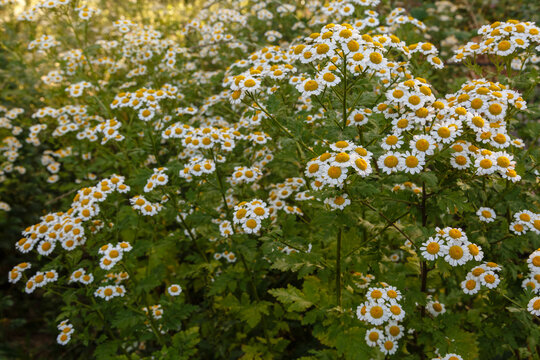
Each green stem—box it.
[336,227,342,307]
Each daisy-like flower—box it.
[509,221,527,235]
[8,269,21,284]
[379,337,398,355]
[377,152,403,174]
[514,210,534,225]
[388,301,405,321]
[467,243,484,261]
[317,70,341,88]
[56,332,71,345]
[527,296,540,316]
[242,217,262,234]
[366,287,386,303]
[527,250,540,272]
[400,151,425,174]
[421,237,446,261]
[168,284,182,296]
[365,302,390,325]
[321,164,348,187]
[426,300,446,317]
[365,328,383,347]
[477,207,496,222]
[530,214,540,235]
[431,122,458,144]
[384,286,402,302]
[410,135,437,156]
[475,154,498,175]
[480,271,500,289]
[443,227,468,243]
[324,194,350,210]
[444,242,471,266]
[330,140,355,152]
[450,152,471,170]
[385,321,404,340]
[80,273,94,285]
[138,108,155,122]
[461,275,481,295]
[224,252,236,263]
[297,79,323,97]
[381,134,403,151]
[347,109,369,126]
[442,354,464,360]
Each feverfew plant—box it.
[1,0,539,359]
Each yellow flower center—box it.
[405,156,419,168]
[244,79,256,88]
[304,80,319,92]
[408,95,421,106]
[369,52,382,64]
[245,219,258,229]
[335,153,350,163]
[389,326,400,336]
[323,73,335,82]
[448,245,463,259]
[480,159,493,169]
[437,127,451,138]
[368,332,379,342]
[489,103,503,115]
[465,279,477,290]
[327,166,342,179]
[384,156,399,168]
[426,242,440,254]
[370,306,383,318]
[385,135,398,145]
[498,40,511,51]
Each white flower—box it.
[527,296,540,316]
[477,207,496,223]
[377,152,403,174]
[420,237,446,261]
[426,300,446,317]
[365,328,383,347]
[461,275,480,295]
[168,284,182,296]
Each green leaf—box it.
[268,285,313,312]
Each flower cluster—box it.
[24,269,59,294]
[56,320,74,346]
[357,285,406,355]
[523,249,540,296]
[98,242,132,270]
[509,210,539,235]
[305,141,373,189]
[144,167,169,192]
[452,20,540,62]
[94,285,127,301]
[420,227,483,266]
[143,304,163,320]
[232,199,270,234]
[228,166,263,185]
[130,195,164,216]
[7,262,31,284]
[69,268,94,285]
[213,250,237,263]
[461,262,502,295]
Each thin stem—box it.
[336,227,342,307]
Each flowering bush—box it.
[1,0,539,359]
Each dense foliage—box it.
[1,0,539,359]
